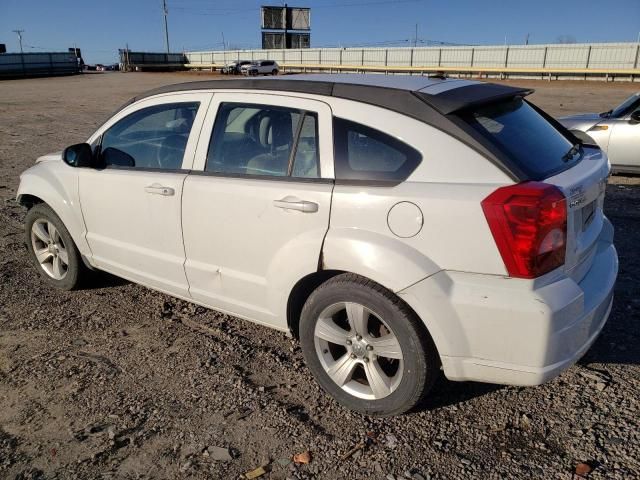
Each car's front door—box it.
[608,104,640,169]
[182,93,334,328]
[80,93,212,297]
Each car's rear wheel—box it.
[271,69,278,75]
[25,204,87,290]
[299,273,440,416]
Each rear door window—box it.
[206,102,320,178]
[292,114,319,178]
[459,97,579,179]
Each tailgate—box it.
[544,146,610,283]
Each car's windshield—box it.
[610,93,640,117]
[460,97,579,179]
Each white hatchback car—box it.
[241,60,279,76]
[18,74,617,415]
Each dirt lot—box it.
[0,73,638,480]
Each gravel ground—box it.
[0,72,639,480]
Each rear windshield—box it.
[460,97,579,179]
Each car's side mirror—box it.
[63,143,94,168]
[630,111,640,124]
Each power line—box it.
[169,0,424,16]
[24,44,116,53]
[316,39,411,48]
[416,38,474,46]
[12,29,25,54]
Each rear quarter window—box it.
[459,97,578,179]
[333,117,422,184]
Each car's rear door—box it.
[80,92,212,297]
[182,92,334,329]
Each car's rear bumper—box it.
[398,219,618,386]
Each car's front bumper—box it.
[398,219,618,386]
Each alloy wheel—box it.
[313,302,404,400]
[30,219,69,280]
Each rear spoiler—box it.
[417,84,534,115]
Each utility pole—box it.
[162,0,170,54]
[414,23,418,47]
[284,3,288,49]
[221,32,226,68]
[12,29,24,53]
[525,33,530,45]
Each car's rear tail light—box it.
[481,181,567,279]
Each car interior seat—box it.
[246,111,293,176]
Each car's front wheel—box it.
[25,204,87,290]
[299,273,440,416]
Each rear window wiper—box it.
[562,142,582,162]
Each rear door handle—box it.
[144,184,175,196]
[273,197,319,213]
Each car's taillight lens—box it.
[481,181,567,279]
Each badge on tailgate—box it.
[582,200,596,231]
[569,184,586,209]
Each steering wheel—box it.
[156,135,187,169]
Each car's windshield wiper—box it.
[562,142,582,162]
[599,110,612,118]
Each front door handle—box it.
[273,197,319,213]
[144,184,175,196]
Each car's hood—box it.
[558,112,603,131]
[36,151,63,163]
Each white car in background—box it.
[559,92,640,173]
[240,60,279,76]
[17,75,617,415]
[221,60,252,75]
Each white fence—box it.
[186,42,640,79]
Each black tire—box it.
[271,69,278,75]
[299,273,440,416]
[25,203,87,290]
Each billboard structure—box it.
[261,5,310,49]
[261,32,310,49]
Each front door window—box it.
[101,102,200,170]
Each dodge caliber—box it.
[17,74,618,415]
